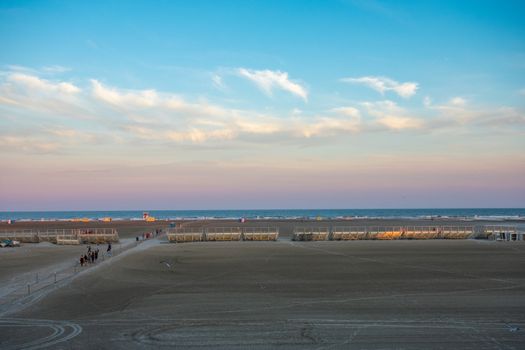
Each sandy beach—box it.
[1,219,524,349]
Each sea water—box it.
[0,208,524,221]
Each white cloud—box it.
[362,100,403,117]
[238,68,308,101]
[299,116,361,138]
[91,79,158,107]
[342,76,418,98]
[428,98,525,130]
[362,100,423,130]
[297,106,362,137]
[331,106,361,118]
[166,128,235,143]
[42,65,71,73]
[376,116,423,130]
[423,96,432,107]
[0,72,90,121]
[235,119,282,134]
[449,96,466,106]
[211,74,225,90]
[91,79,230,119]
[9,73,80,94]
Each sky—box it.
[0,0,524,211]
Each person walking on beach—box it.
[107,242,112,257]
[84,253,89,264]
[80,255,84,267]
[95,248,99,261]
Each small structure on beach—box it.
[205,227,242,241]
[0,228,119,245]
[167,228,204,243]
[440,226,474,239]
[167,226,279,243]
[484,225,523,241]
[331,227,367,240]
[329,226,475,240]
[292,227,329,241]
[330,226,475,241]
[143,212,156,222]
[56,235,81,245]
[76,228,119,244]
[242,227,279,241]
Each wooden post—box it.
[54,272,57,284]
[27,284,30,295]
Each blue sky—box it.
[0,0,524,210]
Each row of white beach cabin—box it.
[167,227,279,243]
[0,228,119,245]
[167,225,523,243]
[292,225,524,241]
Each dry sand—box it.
[1,219,524,349]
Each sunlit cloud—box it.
[91,79,158,108]
[362,100,423,130]
[9,73,80,94]
[376,115,423,130]
[298,116,361,138]
[342,76,418,98]
[0,72,90,120]
[330,106,361,118]
[238,68,308,101]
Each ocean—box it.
[0,208,524,221]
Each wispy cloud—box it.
[362,100,423,130]
[91,79,158,108]
[238,68,308,101]
[42,65,71,73]
[342,76,418,98]
[427,98,525,131]
[211,74,226,90]
[449,96,466,106]
[8,73,80,94]
[298,116,361,138]
[0,135,61,154]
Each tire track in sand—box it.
[0,318,82,350]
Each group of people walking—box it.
[136,229,161,242]
[79,243,111,266]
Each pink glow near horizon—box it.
[1,156,524,210]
